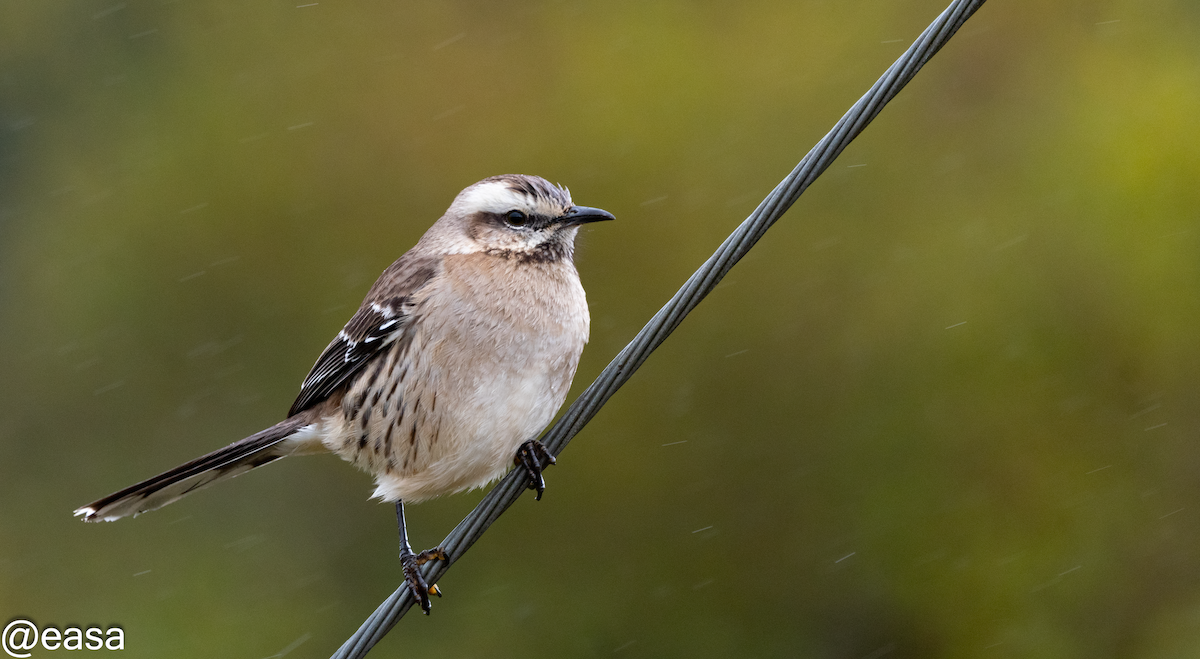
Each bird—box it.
[74,174,614,613]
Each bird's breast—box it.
[325,252,590,502]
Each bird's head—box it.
[427,174,614,263]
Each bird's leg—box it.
[514,439,556,501]
[395,500,447,615]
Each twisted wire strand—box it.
[332,1,987,655]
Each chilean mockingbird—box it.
[75,174,614,613]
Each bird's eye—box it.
[504,210,528,227]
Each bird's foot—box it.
[514,439,556,501]
[414,546,448,566]
[400,546,448,614]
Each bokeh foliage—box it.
[2,1,1199,657]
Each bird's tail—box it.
[74,413,319,522]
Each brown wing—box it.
[288,253,440,416]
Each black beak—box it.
[558,205,615,226]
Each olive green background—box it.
[3,1,1199,657]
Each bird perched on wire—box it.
[74,174,614,613]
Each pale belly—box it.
[311,261,588,502]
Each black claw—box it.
[395,500,448,615]
[514,440,556,501]
[400,546,448,615]
[401,551,433,614]
[415,547,449,566]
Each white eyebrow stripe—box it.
[456,181,572,219]
[458,181,529,215]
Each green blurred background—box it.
[3,0,1199,657]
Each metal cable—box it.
[332,0,987,655]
